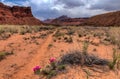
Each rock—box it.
[0,2,42,25]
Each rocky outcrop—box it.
[0,2,42,25]
[84,11,120,26]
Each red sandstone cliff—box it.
[0,2,42,25]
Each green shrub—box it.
[0,52,13,61]
[58,50,108,66]
[65,36,73,43]
[78,33,82,37]
[108,49,118,70]
[48,44,53,48]
[34,58,66,79]
[53,30,64,37]
[67,30,74,35]
[82,41,89,55]
[83,69,91,79]
[57,65,66,71]
[0,27,5,34]
[0,52,6,61]
[19,29,26,35]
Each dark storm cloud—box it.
[54,0,85,8]
[90,0,120,11]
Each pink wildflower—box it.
[49,58,56,63]
[33,66,41,72]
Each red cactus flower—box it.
[33,66,41,72]
[49,58,55,63]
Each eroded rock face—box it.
[12,6,33,17]
[0,2,42,25]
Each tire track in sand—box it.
[11,32,55,79]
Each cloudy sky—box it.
[0,0,120,20]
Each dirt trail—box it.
[11,32,54,79]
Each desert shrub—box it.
[35,41,40,45]
[33,58,66,79]
[93,33,103,38]
[20,26,40,34]
[39,26,55,31]
[0,33,11,40]
[78,33,82,37]
[93,48,97,51]
[31,36,37,40]
[64,37,68,40]
[42,69,57,79]
[83,69,91,79]
[31,26,41,32]
[84,54,108,66]
[108,48,120,70]
[109,27,120,49]
[65,36,73,43]
[0,52,6,61]
[0,52,13,61]
[58,51,83,65]
[58,37,61,40]
[40,34,47,39]
[104,37,111,42]
[0,25,53,36]
[34,51,109,78]
[57,64,66,71]
[19,28,27,35]
[0,26,20,34]
[53,30,64,37]
[0,27,5,34]
[53,39,56,42]
[110,36,116,45]
[24,28,32,33]
[117,58,120,70]
[58,50,108,67]
[6,27,18,34]
[58,50,108,66]
[82,41,89,55]
[67,30,74,35]
[23,37,29,40]
[48,44,53,48]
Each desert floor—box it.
[0,25,120,79]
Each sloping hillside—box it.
[85,11,120,26]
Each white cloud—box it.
[89,0,120,11]
[1,0,120,20]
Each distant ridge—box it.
[85,11,120,26]
[44,15,88,26]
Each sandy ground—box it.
[0,28,120,79]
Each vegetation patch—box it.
[33,58,66,79]
[108,48,120,70]
[0,52,13,61]
[58,50,109,67]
